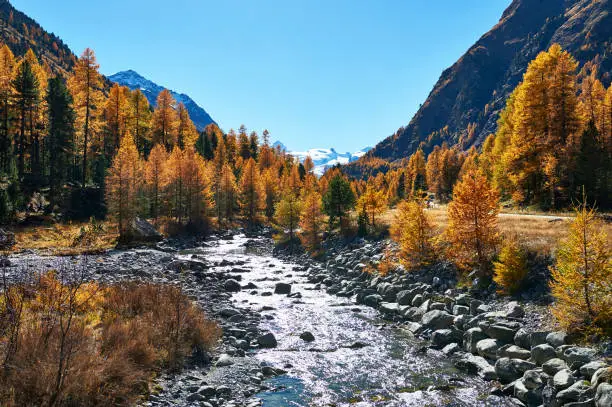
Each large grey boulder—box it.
[274,282,292,295]
[531,344,557,365]
[464,327,488,353]
[454,353,496,380]
[421,310,454,330]
[553,369,575,390]
[476,338,504,360]
[257,332,278,348]
[504,301,525,318]
[556,381,592,404]
[127,217,163,242]
[363,294,383,307]
[498,344,531,360]
[546,331,568,347]
[223,279,242,292]
[514,328,531,349]
[563,347,597,369]
[396,290,413,305]
[431,328,463,348]
[595,383,612,407]
[580,361,607,378]
[495,357,536,384]
[522,369,543,390]
[542,358,569,376]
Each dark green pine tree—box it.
[249,131,259,160]
[12,57,39,179]
[46,76,75,204]
[322,174,355,233]
[397,171,406,200]
[573,120,608,208]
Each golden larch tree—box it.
[177,103,198,148]
[128,89,152,153]
[144,143,169,223]
[0,44,15,172]
[391,199,436,269]
[239,157,264,228]
[356,184,387,228]
[299,191,325,253]
[68,48,105,185]
[151,89,178,150]
[446,168,500,273]
[262,167,279,221]
[549,201,611,335]
[105,83,131,153]
[274,191,302,243]
[493,238,528,295]
[106,133,143,238]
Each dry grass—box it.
[10,220,118,255]
[0,271,221,406]
[382,206,612,255]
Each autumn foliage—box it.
[493,238,528,295]
[391,199,436,269]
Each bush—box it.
[0,269,221,406]
[493,238,528,295]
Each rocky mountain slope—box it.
[0,0,75,75]
[274,141,372,176]
[109,70,215,130]
[365,0,612,163]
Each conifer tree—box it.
[128,89,152,154]
[0,45,15,173]
[104,83,130,158]
[493,238,528,295]
[299,191,325,253]
[322,174,355,233]
[46,76,75,203]
[248,131,259,159]
[238,125,250,160]
[262,167,278,221]
[176,103,198,148]
[239,157,264,229]
[144,143,168,222]
[275,191,302,243]
[391,199,436,269]
[406,149,427,196]
[68,48,105,186]
[106,133,142,238]
[216,163,237,228]
[446,169,500,273]
[356,184,386,228]
[549,199,611,335]
[151,89,178,150]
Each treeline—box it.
[349,44,612,210]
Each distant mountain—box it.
[0,0,75,75]
[364,0,612,163]
[276,141,372,176]
[109,70,215,131]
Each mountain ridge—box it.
[275,141,372,176]
[362,0,611,164]
[109,70,215,131]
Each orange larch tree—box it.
[299,191,325,253]
[151,89,178,150]
[238,157,264,229]
[144,143,169,223]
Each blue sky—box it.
[12,0,510,152]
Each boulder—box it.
[274,282,292,295]
[531,344,557,365]
[563,347,597,369]
[216,354,234,367]
[454,353,497,380]
[379,302,400,315]
[580,361,607,379]
[553,369,575,390]
[495,357,536,384]
[514,378,543,405]
[498,345,531,360]
[126,217,163,242]
[0,228,15,249]
[476,338,504,360]
[402,307,425,322]
[431,328,463,348]
[529,331,550,348]
[514,328,531,349]
[595,383,612,407]
[470,299,484,315]
[363,294,383,308]
[223,279,242,292]
[546,331,568,347]
[591,367,612,389]
[522,369,543,390]
[556,381,592,404]
[452,305,470,316]
[504,301,525,318]
[299,331,315,342]
[421,310,454,330]
[464,327,488,353]
[485,323,520,343]
[257,332,278,348]
[542,358,569,376]
[396,290,413,305]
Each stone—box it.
[126,217,163,242]
[455,293,472,306]
[431,328,462,348]
[363,294,383,307]
[257,332,278,348]
[546,331,568,347]
[442,343,460,356]
[556,381,592,404]
[453,305,470,316]
[411,294,424,307]
[464,327,488,353]
[580,361,607,379]
[495,357,536,384]
[379,302,399,315]
[514,329,531,349]
[476,338,504,360]
[553,369,576,390]
[470,299,484,315]
[595,383,612,407]
[186,392,205,402]
[454,353,497,380]
[514,378,542,405]
[591,367,612,390]
[429,302,446,311]
[216,354,234,367]
[531,344,557,365]
[498,345,531,360]
[198,386,217,397]
[402,306,425,322]
[523,369,543,390]
[529,331,550,348]
[486,324,519,343]
[299,331,315,342]
[420,310,454,330]
[396,290,413,305]
[223,279,242,292]
[542,358,569,376]
[563,347,597,369]
[505,301,525,318]
[274,283,292,295]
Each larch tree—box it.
[68,48,105,186]
[238,125,250,160]
[176,103,198,148]
[151,89,178,150]
[106,133,143,239]
[390,199,436,269]
[299,191,325,253]
[239,157,264,229]
[262,167,278,221]
[104,83,131,160]
[493,238,528,295]
[356,184,386,228]
[144,143,169,223]
[0,44,15,173]
[274,191,302,243]
[549,199,611,335]
[177,146,211,227]
[446,168,500,274]
[216,163,237,228]
[406,149,427,196]
[128,89,152,154]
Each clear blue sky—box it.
[12,0,510,152]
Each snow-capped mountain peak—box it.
[277,142,372,176]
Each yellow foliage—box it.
[299,191,325,253]
[493,238,528,295]
[391,199,436,269]
[357,184,387,227]
[549,202,611,335]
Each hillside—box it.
[0,0,75,74]
[109,70,216,130]
[363,0,612,164]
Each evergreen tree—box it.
[0,45,15,174]
[176,103,198,148]
[151,89,178,150]
[274,191,302,243]
[128,89,152,155]
[238,157,264,229]
[322,174,355,232]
